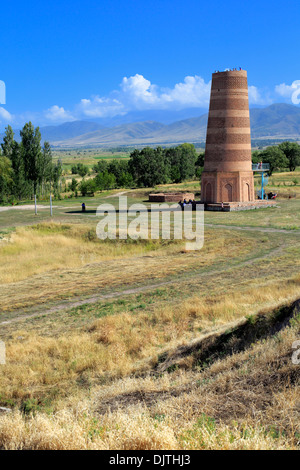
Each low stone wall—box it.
[205,200,277,211]
[149,192,195,203]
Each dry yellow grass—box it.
[0,274,299,408]
[0,222,254,311]
[179,275,300,326]
[0,223,185,284]
[0,304,298,450]
[0,407,290,450]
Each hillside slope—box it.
[0,298,299,449]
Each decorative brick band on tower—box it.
[201,70,255,203]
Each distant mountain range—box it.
[2,103,300,148]
[250,104,300,138]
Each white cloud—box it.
[77,96,125,118]
[275,83,294,98]
[0,107,13,122]
[275,80,300,105]
[70,74,212,120]
[44,105,75,122]
[121,74,159,106]
[119,74,211,109]
[160,76,211,108]
[248,85,272,105]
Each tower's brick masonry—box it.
[201,70,255,203]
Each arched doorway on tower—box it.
[224,183,233,202]
[243,182,250,201]
[205,182,212,202]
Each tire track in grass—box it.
[0,242,289,326]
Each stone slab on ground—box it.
[149,192,195,203]
[204,200,277,211]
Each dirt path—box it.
[0,282,175,326]
[206,223,300,234]
[0,204,56,213]
[104,191,129,198]
[0,192,129,214]
[0,242,287,326]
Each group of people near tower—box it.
[214,67,242,73]
[178,199,197,210]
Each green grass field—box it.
[52,148,131,172]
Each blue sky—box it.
[0,0,299,129]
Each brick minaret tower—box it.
[201,69,254,203]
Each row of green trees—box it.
[0,123,62,203]
[252,141,300,175]
[129,144,201,187]
[74,143,202,195]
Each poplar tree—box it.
[39,141,53,194]
[1,125,15,159]
[20,122,42,197]
[0,155,13,202]
[10,141,28,200]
